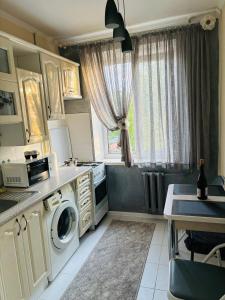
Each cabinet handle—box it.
[32,212,39,217]
[16,218,21,236]
[48,105,51,118]
[22,215,28,231]
[26,129,30,143]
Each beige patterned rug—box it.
[61,220,155,300]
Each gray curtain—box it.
[133,24,218,169]
[183,25,212,167]
[80,42,134,167]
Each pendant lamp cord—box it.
[123,0,126,26]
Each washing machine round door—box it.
[51,201,78,250]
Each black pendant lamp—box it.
[121,0,133,53]
[113,12,126,42]
[122,29,133,53]
[105,0,120,29]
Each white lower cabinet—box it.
[75,172,93,237]
[0,217,29,300]
[0,202,49,300]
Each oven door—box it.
[28,158,49,185]
[94,177,107,206]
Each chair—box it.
[184,231,225,265]
[168,243,225,300]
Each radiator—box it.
[143,172,165,214]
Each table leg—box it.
[168,220,175,259]
[175,229,179,255]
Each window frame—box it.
[102,126,121,159]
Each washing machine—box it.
[44,183,79,281]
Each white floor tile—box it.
[140,263,158,289]
[155,223,166,232]
[39,273,74,300]
[153,289,168,300]
[137,287,154,300]
[162,228,168,246]
[147,245,162,264]
[151,229,165,245]
[155,265,169,291]
[159,246,169,265]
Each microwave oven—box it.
[2,157,49,187]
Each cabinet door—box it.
[0,218,29,300]
[17,69,47,144]
[61,61,81,99]
[21,202,49,296]
[0,80,22,124]
[0,36,16,82]
[41,53,64,120]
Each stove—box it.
[77,162,105,186]
[76,162,102,168]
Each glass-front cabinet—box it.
[40,53,65,120]
[0,80,22,124]
[61,61,82,100]
[17,69,47,144]
[0,36,16,82]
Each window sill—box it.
[103,159,125,166]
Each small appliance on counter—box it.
[24,150,40,160]
[1,157,49,188]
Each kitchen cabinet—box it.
[17,69,48,144]
[0,217,29,300]
[61,61,82,100]
[40,53,65,120]
[0,202,49,300]
[75,172,93,237]
[0,36,16,82]
[21,202,49,298]
[0,80,22,124]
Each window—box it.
[100,37,190,164]
[107,100,136,154]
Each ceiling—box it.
[0,0,224,38]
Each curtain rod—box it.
[58,8,220,47]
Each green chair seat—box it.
[170,259,225,300]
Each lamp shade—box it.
[121,29,133,53]
[105,0,119,29]
[113,13,126,42]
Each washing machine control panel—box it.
[44,192,61,211]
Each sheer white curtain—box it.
[133,32,191,166]
[80,42,134,167]
[133,25,214,168]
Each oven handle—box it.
[94,176,106,188]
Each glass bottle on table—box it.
[197,159,208,200]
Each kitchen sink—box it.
[0,200,18,214]
[0,190,39,214]
[0,190,38,202]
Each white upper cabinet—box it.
[40,53,65,120]
[61,61,82,100]
[0,80,22,124]
[17,69,47,144]
[0,36,16,82]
